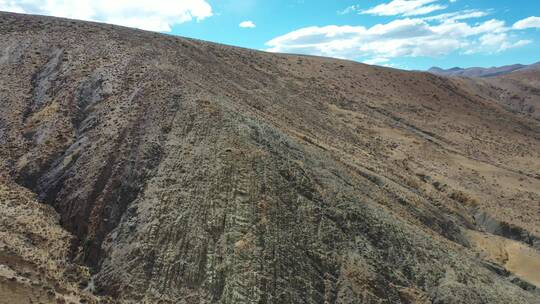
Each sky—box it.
[1,0,540,70]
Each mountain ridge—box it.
[428,62,540,78]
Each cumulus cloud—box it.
[468,33,532,53]
[271,1,536,64]
[265,17,527,61]
[513,16,540,30]
[0,0,213,32]
[239,21,256,28]
[362,0,447,17]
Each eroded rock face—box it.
[1,12,539,303]
[0,176,98,304]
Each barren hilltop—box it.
[1,12,539,304]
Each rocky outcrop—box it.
[1,12,539,303]
[0,176,99,304]
[474,211,540,250]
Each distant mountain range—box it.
[428,62,540,78]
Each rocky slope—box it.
[0,176,101,304]
[458,69,540,120]
[1,12,539,303]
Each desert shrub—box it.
[449,190,478,206]
[433,181,447,192]
[404,176,422,190]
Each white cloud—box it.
[0,0,213,32]
[338,5,360,15]
[475,33,531,53]
[0,0,24,13]
[423,9,489,22]
[239,20,256,28]
[363,57,390,65]
[513,16,540,30]
[265,17,527,61]
[362,0,447,17]
[273,2,534,63]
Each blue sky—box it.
[2,0,540,70]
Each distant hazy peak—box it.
[428,62,540,78]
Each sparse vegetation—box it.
[450,190,478,206]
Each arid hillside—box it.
[459,69,540,120]
[0,12,539,304]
